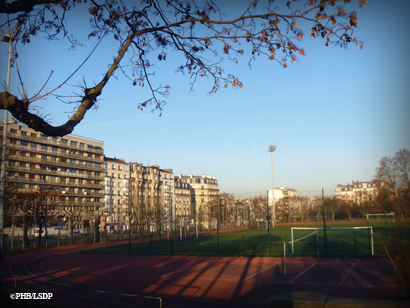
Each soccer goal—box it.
[175,225,198,240]
[366,213,394,221]
[290,226,374,258]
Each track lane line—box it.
[243,262,280,281]
[340,263,355,285]
[289,262,316,283]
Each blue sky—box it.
[1,0,409,197]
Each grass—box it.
[79,221,410,259]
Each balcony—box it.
[6,165,103,180]
[7,176,103,190]
[8,142,103,162]
[6,131,104,154]
[8,154,104,172]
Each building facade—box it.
[176,174,219,224]
[160,168,174,229]
[268,186,299,222]
[335,180,387,204]
[103,157,130,231]
[129,163,162,230]
[174,177,192,226]
[1,119,104,231]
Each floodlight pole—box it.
[0,26,20,252]
[268,145,277,227]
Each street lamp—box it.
[0,25,22,251]
[268,145,277,227]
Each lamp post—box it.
[0,25,21,251]
[268,145,277,227]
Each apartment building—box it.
[103,157,130,231]
[1,119,104,230]
[160,168,174,228]
[268,186,299,203]
[129,163,161,230]
[176,174,219,222]
[335,180,387,204]
[174,177,192,225]
[268,187,299,222]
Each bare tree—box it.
[1,0,366,136]
[376,149,410,196]
[11,189,61,245]
[394,149,410,191]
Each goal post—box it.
[290,226,374,258]
[366,213,394,221]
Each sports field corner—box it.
[1,221,409,307]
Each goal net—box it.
[290,226,374,258]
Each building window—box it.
[41,135,48,140]
[10,129,17,133]
[21,140,28,146]
[30,143,37,148]
[20,152,26,157]
[52,137,58,142]
[21,131,27,136]
[41,145,48,150]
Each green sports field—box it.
[81,222,410,259]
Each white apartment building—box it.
[103,157,130,231]
[160,168,174,229]
[174,177,192,226]
[176,174,219,224]
[335,180,387,204]
[268,187,299,222]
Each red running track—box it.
[0,241,399,308]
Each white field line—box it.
[340,263,355,285]
[243,262,280,281]
[289,262,316,283]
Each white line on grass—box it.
[289,263,316,283]
[340,263,355,285]
[243,262,280,281]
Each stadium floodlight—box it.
[268,145,277,226]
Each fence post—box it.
[283,241,287,284]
